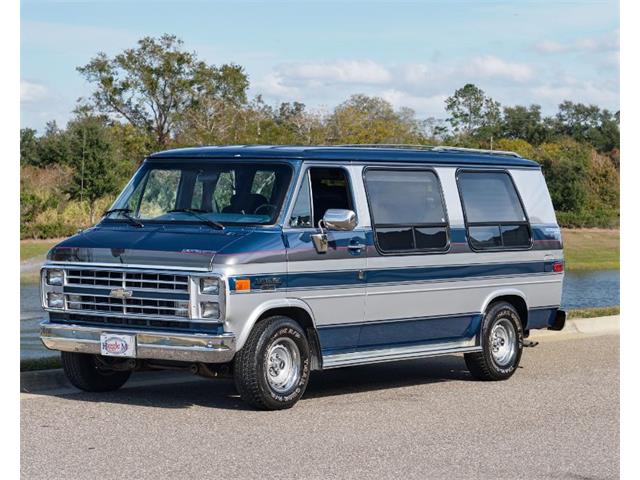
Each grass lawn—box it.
[567,306,619,318]
[562,228,619,271]
[20,239,59,262]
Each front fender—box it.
[233,297,317,351]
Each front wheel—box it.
[464,301,524,381]
[61,352,132,392]
[233,316,311,410]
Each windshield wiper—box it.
[103,208,144,228]
[167,209,225,230]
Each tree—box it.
[326,94,424,144]
[501,104,551,145]
[65,113,121,223]
[535,139,591,213]
[36,121,72,167]
[77,34,249,149]
[445,84,501,140]
[20,128,39,166]
[553,101,620,153]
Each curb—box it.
[21,315,619,395]
[530,315,619,339]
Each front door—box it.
[284,166,367,355]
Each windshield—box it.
[107,162,293,226]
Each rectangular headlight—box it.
[47,292,64,309]
[46,269,64,286]
[200,277,220,295]
[201,302,220,319]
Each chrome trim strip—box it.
[45,261,211,272]
[322,341,481,369]
[40,320,236,363]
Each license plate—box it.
[100,333,136,358]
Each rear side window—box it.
[457,171,531,250]
[365,169,448,253]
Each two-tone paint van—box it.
[40,145,566,410]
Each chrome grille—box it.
[66,269,189,292]
[60,267,192,322]
[66,294,189,318]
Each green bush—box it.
[20,222,78,240]
[556,210,619,229]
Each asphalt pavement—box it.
[21,332,619,480]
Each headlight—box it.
[47,292,64,309]
[200,277,220,295]
[201,302,220,319]
[46,269,64,286]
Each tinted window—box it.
[289,173,313,228]
[458,171,531,250]
[365,169,448,253]
[366,170,446,225]
[111,163,291,225]
[377,227,414,251]
[458,172,526,223]
[310,168,353,225]
[469,226,502,249]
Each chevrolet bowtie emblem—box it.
[110,287,133,299]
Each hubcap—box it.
[490,319,517,367]
[266,337,301,394]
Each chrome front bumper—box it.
[40,320,236,363]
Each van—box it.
[40,145,566,410]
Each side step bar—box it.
[322,341,480,369]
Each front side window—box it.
[108,162,292,226]
[289,172,313,228]
[288,167,354,228]
[457,171,531,250]
[365,169,448,253]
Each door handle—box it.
[348,243,366,255]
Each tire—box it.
[61,352,132,392]
[464,301,524,381]
[233,316,311,410]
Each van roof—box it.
[147,145,540,169]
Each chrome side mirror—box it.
[322,209,357,231]
[310,209,357,254]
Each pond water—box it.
[20,269,621,360]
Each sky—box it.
[20,0,620,132]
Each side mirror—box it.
[310,209,357,254]
[322,209,357,231]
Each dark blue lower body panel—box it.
[527,307,560,329]
[317,313,482,355]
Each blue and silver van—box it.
[40,145,566,409]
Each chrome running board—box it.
[322,340,481,369]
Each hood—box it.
[47,223,254,270]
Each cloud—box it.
[379,89,448,115]
[276,60,392,86]
[535,30,619,54]
[466,56,534,82]
[21,80,48,103]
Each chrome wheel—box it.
[490,318,517,367]
[266,337,301,394]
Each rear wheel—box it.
[233,316,310,410]
[464,301,524,381]
[61,352,131,392]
